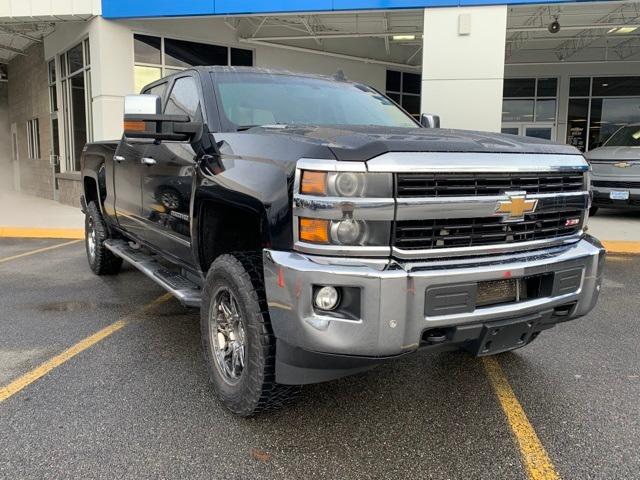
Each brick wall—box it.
[8,43,54,200]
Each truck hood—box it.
[585,146,640,161]
[249,125,580,161]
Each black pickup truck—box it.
[81,67,604,416]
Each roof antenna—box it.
[333,69,347,81]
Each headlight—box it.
[300,171,392,197]
[294,161,394,256]
[299,218,390,247]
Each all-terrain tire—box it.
[85,201,123,275]
[201,252,300,416]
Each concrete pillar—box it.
[421,6,507,132]
[89,17,134,141]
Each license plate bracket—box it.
[610,190,630,201]
[469,318,539,356]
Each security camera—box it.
[548,19,560,34]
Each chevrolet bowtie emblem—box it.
[614,162,631,168]
[496,191,538,221]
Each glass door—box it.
[501,123,555,141]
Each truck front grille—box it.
[396,172,585,197]
[592,180,640,189]
[394,210,583,250]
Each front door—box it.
[501,123,556,141]
[10,123,19,191]
[139,75,202,264]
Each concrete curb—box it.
[601,241,640,255]
[0,227,84,240]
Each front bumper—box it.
[591,175,640,209]
[264,236,605,384]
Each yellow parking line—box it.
[0,227,84,239]
[601,241,640,255]
[0,294,172,403]
[0,239,82,264]
[483,356,561,480]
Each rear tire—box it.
[85,201,123,275]
[200,252,299,416]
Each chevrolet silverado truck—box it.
[585,123,640,215]
[81,67,605,416]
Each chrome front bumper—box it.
[264,236,605,359]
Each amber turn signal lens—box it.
[124,120,146,132]
[300,171,327,195]
[299,218,329,244]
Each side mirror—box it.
[420,113,440,128]
[123,94,202,142]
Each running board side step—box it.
[104,239,202,308]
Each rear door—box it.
[112,81,168,239]
[138,74,202,263]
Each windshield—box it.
[604,125,640,147]
[212,72,418,130]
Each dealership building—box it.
[0,0,638,205]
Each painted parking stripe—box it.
[483,356,561,480]
[0,227,84,239]
[0,294,172,403]
[0,240,82,264]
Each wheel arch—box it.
[194,195,271,274]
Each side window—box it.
[165,76,202,120]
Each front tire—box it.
[201,252,299,416]
[589,205,598,217]
[85,201,122,275]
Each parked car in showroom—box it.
[80,67,604,416]
[586,123,640,215]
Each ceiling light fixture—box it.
[608,26,638,34]
[392,34,416,41]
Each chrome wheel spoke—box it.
[210,287,247,385]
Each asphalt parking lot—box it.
[1,237,639,480]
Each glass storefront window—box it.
[385,70,421,119]
[165,38,228,68]
[134,35,162,64]
[134,65,162,94]
[133,34,253,93]
[58,40,91,172]
[569,78,590,97]
[502,78,558,139]
[67,43,84,75]
[535,99,556,122]
[536,78,557,98]
[503,78,535,98]
[592,77,640,97]
[502,99,534,122]
[567,76,640,151]
[588,97,640,148]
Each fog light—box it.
[331,219,364,245]
[314,286,340,311]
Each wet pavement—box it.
[0,238,638,479]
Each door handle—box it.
[114,155,125,162]
[141,157,157,166]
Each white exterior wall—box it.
[421,5,507,131]
[0,0,99,18]
[504,62,640,144]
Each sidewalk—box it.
[0,190,84,239]
[588,209,640,254]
